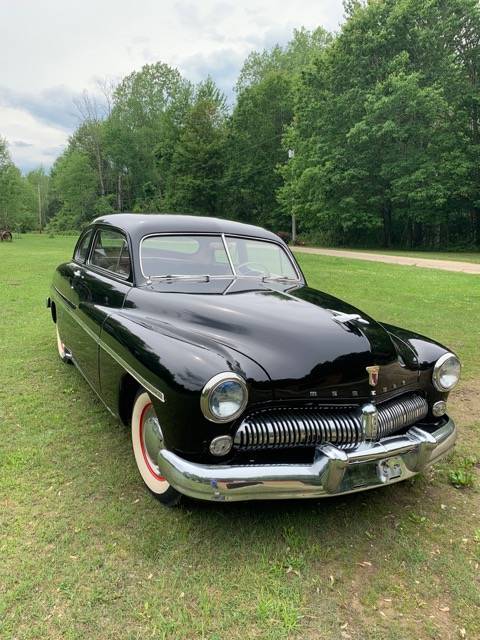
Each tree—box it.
[48,150,97,230]
[165,78,227,215]
[222,71,293,228]
[73,90,110,197]
[280,0,480,248]
[106,62,193,211]
[0,137,32,231]
[25,167,50,230]
[224,28,330,230]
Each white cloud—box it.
[0,105,68,172]
[0,0,344,171]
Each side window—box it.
[74,230,93,264]
[90,229,131,279]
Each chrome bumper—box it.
[157,418,456,502]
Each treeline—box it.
[2,0,480,249]
[0,138,49,232]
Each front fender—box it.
[381,322,457,406]
[101,311,271,459]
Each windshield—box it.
[225,237,298,279]
[140,234,299,280]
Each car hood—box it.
[124,280,419,400]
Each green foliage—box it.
[6,3,480,247]
[222,71,293,227]
[0,137,38,232]
[165,77,227,214]
[281,0,480,248]
[449,456,477,488]
[223,28,329,230]
[48,150,97,230]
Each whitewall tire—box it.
[131,391,181,506]
[56,325,72,363]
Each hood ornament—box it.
[366,365,380,387]
[330,311,369,326]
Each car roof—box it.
[92,213,281,243]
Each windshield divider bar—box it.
[222,233,237,277]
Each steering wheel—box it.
[236,261,269,276]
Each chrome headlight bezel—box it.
[432,353,461,392]
[200,372,248,423]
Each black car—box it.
[48,214,460,505]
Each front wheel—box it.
[131,391,181,506]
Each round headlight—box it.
[201,372,248,423]
[432,353,461,391]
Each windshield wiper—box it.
[146,274,211,283]
[262,274,298,283]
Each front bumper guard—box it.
[157,418,456,502]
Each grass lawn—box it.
[1,235,479,640]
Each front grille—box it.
[234,393,428,451]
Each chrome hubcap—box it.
[141,405,164,475]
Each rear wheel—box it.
[131,391,181,506]
[56,325,72,364]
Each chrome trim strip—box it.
[53,290,165,402]
[157,418,456,502]
[55,286,76,310]
[221,233,237,276]
[83,262,134,286]
[85,226,134,285]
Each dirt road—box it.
[293,247,480,274]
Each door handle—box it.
[71,268,83,288]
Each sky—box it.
[0,0,344,173]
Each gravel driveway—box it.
[293,247,480,274]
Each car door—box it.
[54,227,94,362]
[69,226,133,390]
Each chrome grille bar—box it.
[377,394,427,439]
[234,394,428,451]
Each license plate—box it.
[377,457,403,482]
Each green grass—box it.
[1,234,479,640]
[296,252,480,379]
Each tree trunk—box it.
[471,208,480,246]
[433,223,441,249]
[382,202,392,247]
[413,221,423,247]
[117,173,122,212]
[407,220,413,249]
[95,143,105,196]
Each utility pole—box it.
[37,183,42,233]
[287,149,296,245]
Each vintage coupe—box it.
[48,214,460,505]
